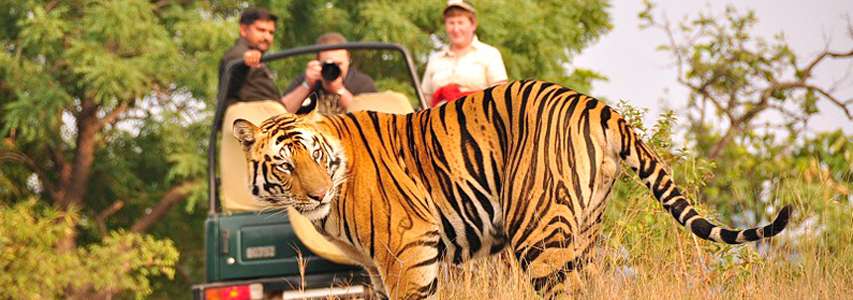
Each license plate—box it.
[281,285,367,300]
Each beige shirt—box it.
[421,37,508,102]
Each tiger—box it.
[232,80,792,300]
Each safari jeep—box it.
[191,42,427,300]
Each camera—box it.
[320,60,341,81]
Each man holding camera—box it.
[281,32,377,114]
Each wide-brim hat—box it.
[444,0,476,15]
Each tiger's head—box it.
[232,114,346,220]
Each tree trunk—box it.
[56,99,102,251]
[708,124,740,159]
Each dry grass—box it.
[335,195,853,299]
[435,183,853,299]
[431,243,852,300]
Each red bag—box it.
[431,84,477,107]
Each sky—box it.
[572,0,853,136]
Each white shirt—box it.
[421,36,508,102]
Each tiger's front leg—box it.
[374,240,440,300]
[364,264,389,299]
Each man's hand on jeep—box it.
[243,49,263,68]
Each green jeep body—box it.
[203,212,361,282]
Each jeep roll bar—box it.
[208,42,426,214]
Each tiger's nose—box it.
[307,189,326,202]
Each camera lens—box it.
[321,61,341,81]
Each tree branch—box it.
[761,81,852,119]
[56,100,134,209]
[93,101,130,133]
[45,0,59,12]
[801,48,853,79]
[802,84,853,119]
[0,150,61,201]
[662,17,686,77]
[828,49,853,58]
[682,73,734,121]
[47,144,70,198]
[708,78,851,159]
[95,200,125,236]
[708,124,743,160]
[130,181,199,233]
[767,104,807,122]
[708,82,789,159]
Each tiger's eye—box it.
[277,163,293,174]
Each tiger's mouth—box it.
[257,194,328,209]
[257,195,330,216]
[255,198,284,210]
[293,202,331,220]
[295,202,327,211]
[256,194,300,207]
[253,176,340,219]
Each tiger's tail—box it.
[608,109,791,244]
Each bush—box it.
[0,200,179,299]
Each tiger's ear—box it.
[232,119,258,151]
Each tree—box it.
[0,0,235,297]
[637,1,852,228]
[0,200,179,299]
[639,1,853,159]
[588,6,853,296]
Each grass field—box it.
[435,172,853,299]
[434,240,852,300]
[433,201,853,299]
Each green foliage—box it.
[603,103,853,291]
[598,3,853,290]
[606,102,724,261]
[83,232,179,299]
[0,200,74,298]
[2,0,231,141]
[563,68,608,96]
[638,0,851,151]
[637,0,852,228]
[0,1,231,298]
[0,200,178,299]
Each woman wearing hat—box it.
[422,0,508,107]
